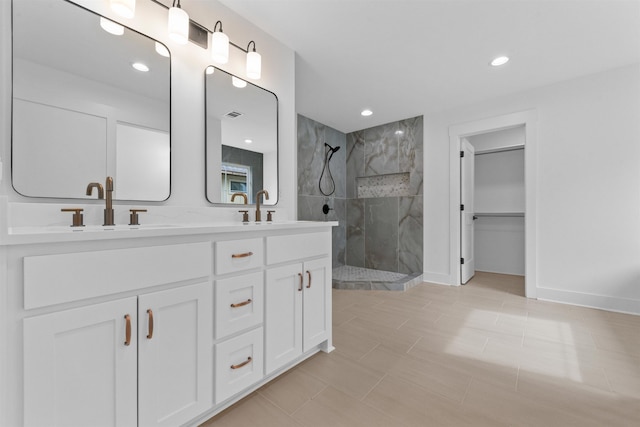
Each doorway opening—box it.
[449,111,537,299]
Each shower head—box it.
[324,142,340,154]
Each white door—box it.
[265,263,303,374]
[461,139,475,284]
[138,282,213,427]
[23,298,138,427]
[302,258,330,352]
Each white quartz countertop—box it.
[2,221,339,246]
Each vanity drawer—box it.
[215,327,264,404]
[215,272,264,339]
[266,232,330,265]
[215,238,264,275]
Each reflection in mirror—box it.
[12,0,171,201]
[205,66,278,205]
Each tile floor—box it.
[202,272,640,426]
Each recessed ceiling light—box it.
[244,139,253,144]
[132,62,149,72]
[361,109,373,117]
[490,56,509,67]
[99,17,124,35]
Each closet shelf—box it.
[474,212,524,218]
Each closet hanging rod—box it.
[474,212,525,218]
[475,145,524,156]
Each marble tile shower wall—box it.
[297,114,423,275]
[297,115,347,268]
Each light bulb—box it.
[211,31,229,64]
[100,17,124,35]
[110,0,135,19]
[246,50,261,79]
[168,6,189,45]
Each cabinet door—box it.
[138,282,213,427]
[302,258,331,352]
[265,263,303,374]
[24,298,138,427]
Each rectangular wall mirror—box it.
[12,0,171,201]
[205,66,278,205]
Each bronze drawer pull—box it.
[230,299,252,308]
[230,356,252,370]
[124,314,131,346]
[231,251,254,259]
[306,270,312,288]
[298,273,303,291]
[146,309,154,339]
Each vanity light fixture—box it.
[490,56,509,66]
[168,0,189,45]
[132,62,149,72]
[361,109,373,117]
[246,41,261,79]
[232,76,247,88]
[99,17,124,35]
[211,21,230,64]
[110,0,135,19]
[155,42,170,57]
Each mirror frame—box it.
[204,66,279,206]
[11,0,172,202]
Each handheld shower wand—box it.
[319,142,341,196]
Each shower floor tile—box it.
[332,265,423,291]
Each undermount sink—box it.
[8,224,181,234]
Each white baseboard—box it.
[537,287,640,316]
[421,272,455,286]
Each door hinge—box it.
[460,204,464,211]
[460,258,465,265]
[460,151,464,158]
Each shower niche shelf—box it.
[357,172,410,198]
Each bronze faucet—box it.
[86,177,115,226]
[255,190,269,222]
[231,192,248,204]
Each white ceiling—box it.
[219,0,640,133]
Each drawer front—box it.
[266,231,330,265]
[215,272,264,339]
[215,327,264,404]
[24,242,212,310]
[215,238,264,275]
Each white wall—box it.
[0,0,295,221]
[424,64,640,314]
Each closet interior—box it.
[468,126,525,277]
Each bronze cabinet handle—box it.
[124,314,131,346]
[230,299,252,308]
[306,270,312,289]
[231,251,254,259]
[298,273,303,291]
[230,356,252,370]
[146,309,154,339]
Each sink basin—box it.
[9,224,181,234]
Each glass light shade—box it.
[246,50,261,79]
[100,17,124,35]
[211,31,229,64]
[155,42,170,57]
[110,0,135,19]
[168,7,189,45]
[232,76,247,88]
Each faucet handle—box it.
[129,209,147,226]
[238,210,249,223]
[267,210,275,222]
[61,208,85,227]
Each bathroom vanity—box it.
[0,220,335,427]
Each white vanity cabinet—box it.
[265,232,332,374]
[23,282,212,427]
[1,221,335,427]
